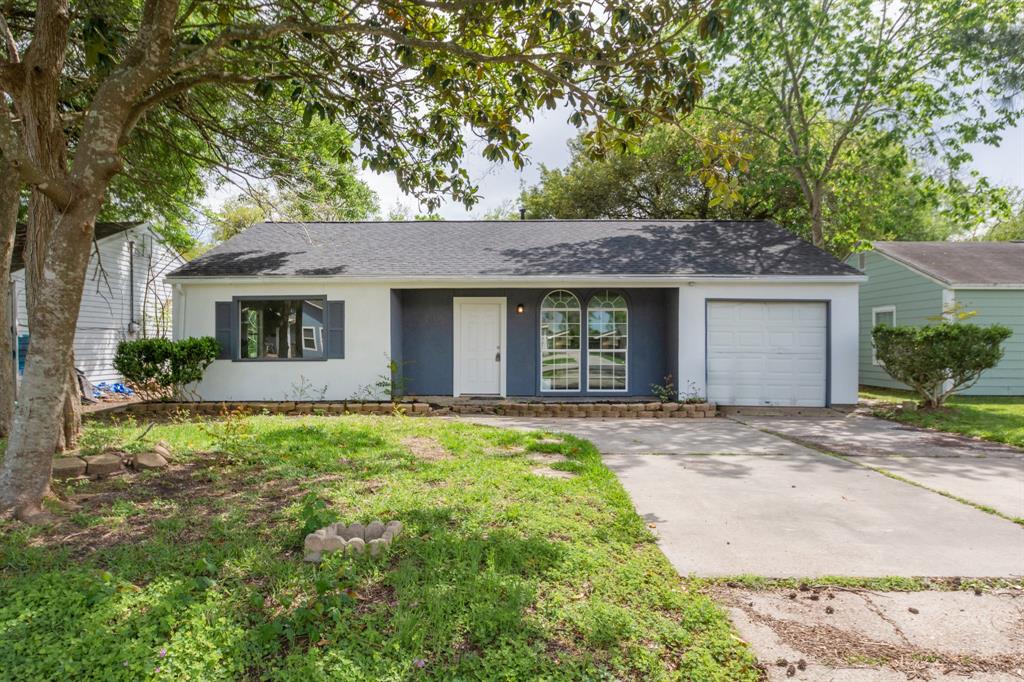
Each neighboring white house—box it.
[169,220,864,407]
[10,221,186,387]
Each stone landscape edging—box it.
[86,399,719,419]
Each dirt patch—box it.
[531,467,577,480]
[21,455,346,560]
[716,586,1024,680]
[529,453,569,465]
[401,436,451,461]
[354,580,398,616]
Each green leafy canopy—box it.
[704,0,1021,249]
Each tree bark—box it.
[809,184,825,249]
[0,197,102,518]
[54,364,81,451]
[0,155,18,438]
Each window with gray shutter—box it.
[214,301,234,359]
[326,301,345,359]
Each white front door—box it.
[454,298,505,396]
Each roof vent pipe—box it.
[519,207,526,220]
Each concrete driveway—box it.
[737,414,1024,520]
[465,416,1024,577]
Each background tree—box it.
[519,117,989,255]
[705,0,1020,250]
[977,190,1024,241]
[522,117,799,221]
[0,0,723,520]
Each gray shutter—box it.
[214,301,234,359]
[326,300,345,359]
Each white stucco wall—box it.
[677,281,860,406]
[172,281,393,401]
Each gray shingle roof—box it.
[169,219,861,279]
[873,241,1024,286]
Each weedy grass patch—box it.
[0,415,758,681]
[861,388,1024,449]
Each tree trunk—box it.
[0,156,18,438]
[809,185,825,249]
[21,187,82,452]
[0,197,102,519]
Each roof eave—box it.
[167,273,866,285]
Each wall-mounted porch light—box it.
[515,303,525,314]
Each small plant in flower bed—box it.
[0,415,759,680]
[650,374,677,403]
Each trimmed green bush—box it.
[114,336,219,400]
[873,322,1012,407]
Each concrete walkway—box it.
[716,586,1024,681]
[737,414,1024,520]
[464,416,1024,577]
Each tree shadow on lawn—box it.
[0,501,594,680]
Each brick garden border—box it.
[87,399,718,420]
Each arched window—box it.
[540,290,581,391]
[587,291,628,391]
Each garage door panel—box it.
[707,301,827,407]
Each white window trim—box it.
[586,293,629,393]
[539,290,582,393]
[453,297,507,397]
[871,305,896,366]
[302,325,318,351]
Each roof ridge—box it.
[256,218,777,225]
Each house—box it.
[849,241,1024,395]
[10,221,186,387]
[167,220,864,407]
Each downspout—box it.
[127,240,138,336]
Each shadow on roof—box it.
[172,250,302,277]
[485,223,834,276]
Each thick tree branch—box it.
[0,13,18,62]
[0,109,73,206]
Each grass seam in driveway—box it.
[754,427,1024,528]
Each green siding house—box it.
[848,241,1024,396]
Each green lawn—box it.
[861,387,1024,448]
[0,415,758,681]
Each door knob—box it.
[495,350,501,362]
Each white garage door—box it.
[707,301,827,407]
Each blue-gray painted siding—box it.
[952,289,1024,395]
[395,288,673,397]
[849,251,944,390]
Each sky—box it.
[362,110,1024,220]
